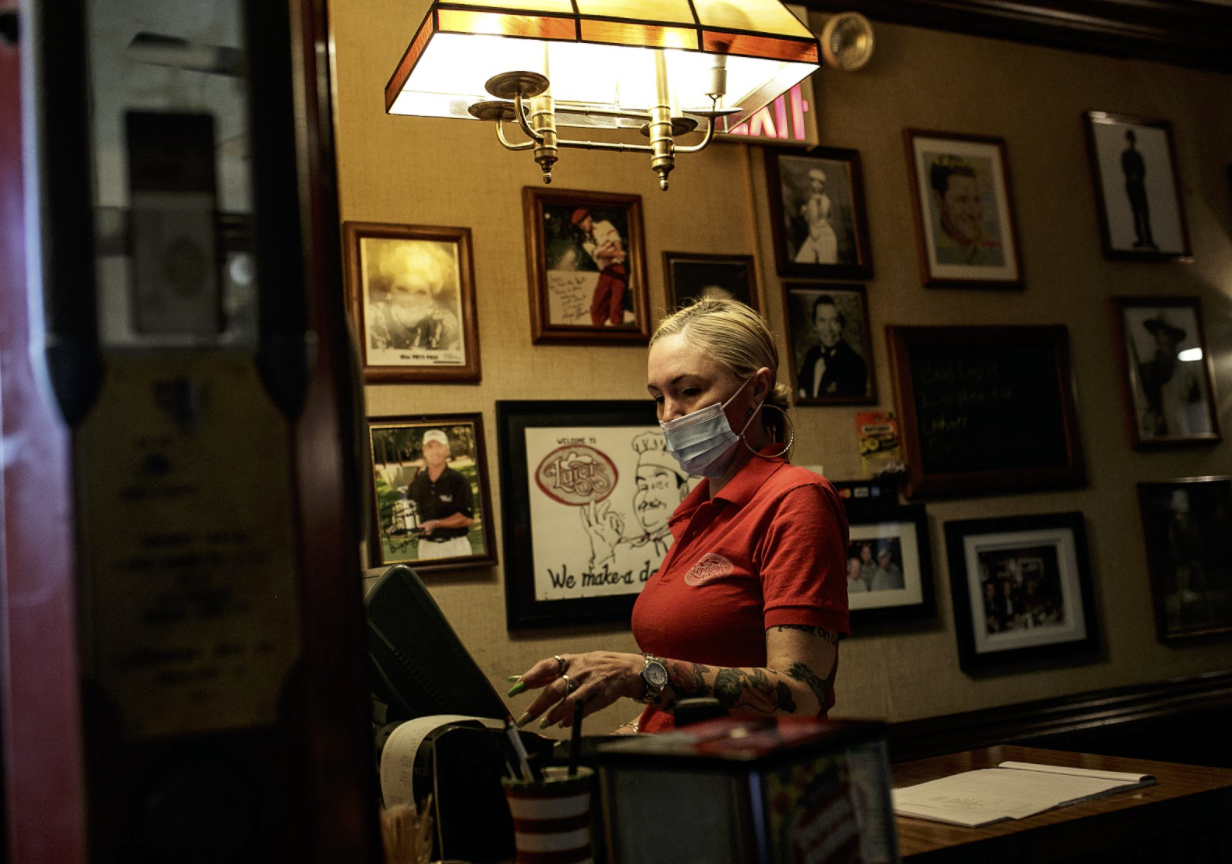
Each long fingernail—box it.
[538,717,553,729]
[508,681,527,697]
[506,675,522,683]
[514,712,533,728]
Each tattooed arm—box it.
[510,625,838,730]
[657,625,838,718]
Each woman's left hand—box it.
[509,651,643,729]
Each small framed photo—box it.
[343,222,480,383]
[765,146,873,279]
[662,252,758,311]
[366,414,497,573]
[1084,111,1191,261]
[1112,296,1221,447]
[783,283,875,404]
[1137,477,1232,642]
[886,325,1085,498]
[846,505,936,626]
[904,129,1023,289]
[944,512,1100,672]
[497,400,686,629]
[523,187,649,345]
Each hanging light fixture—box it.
[384,0,821,190]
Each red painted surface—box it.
[0,17,88,864]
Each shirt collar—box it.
[668,446,790,525]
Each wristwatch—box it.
[637,654,669,704]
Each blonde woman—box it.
[510,299,849,733]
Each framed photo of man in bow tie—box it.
[783,283,876,405]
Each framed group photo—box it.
[886,325,1085,498]
[904,130,1023,289]
[847,505,936,626]
[1137,477,1232,642]
[945,512,1100,672]
[1112,296,1221,447]
[1084,111,1191,261]
[765,146,873,280]
[343,222,480,382]
[523,188,649,345]
[662,252,758,311]
[783,283,875,404]
[497,400,687,629]
[366,414,497,573]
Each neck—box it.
[706,425,773,499]
[428,463,446,480]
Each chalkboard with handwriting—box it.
[888,326,1086,497]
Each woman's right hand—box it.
[508,651,644,729]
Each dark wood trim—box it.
[802,1,1232,74]
[888,669,1232,763]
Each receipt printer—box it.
[594,717,898,864]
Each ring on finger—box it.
[562,674,579,695]
[554,654,568,676]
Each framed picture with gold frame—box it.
[343,222,481,383]
[523,187,649,345]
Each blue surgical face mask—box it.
[660,376,761,478]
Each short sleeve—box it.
[755,482,850,636]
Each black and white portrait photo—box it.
[663,253,757,311]
[1115,296,1220,447]
[766,147,873,279]
[1138,478,1232,641]
[1085,112,1191,260]
[784,283,875,404]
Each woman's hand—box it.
[509,651,644,729]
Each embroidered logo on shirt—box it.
[683,553,734,586]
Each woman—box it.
[508,300,849,733]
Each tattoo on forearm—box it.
[786,662,831,717]
[667,661,711,702]
[772,624,839,646]
[711,667,796,715]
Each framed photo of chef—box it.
[904,130,1023,289]
[366,414,497,573]
[783,283,875,405]
[1112,296,1221,448]
[343,222,481,383]
[1137,476,1232,642]
[944,512,1100,672]
[1084,111,1191,262]
[523,187,649,345]
[846,505,936,626]
[765,146,874,280]
[496,400,691,629]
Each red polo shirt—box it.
[631,451,850,731]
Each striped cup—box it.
[502,766,594,864]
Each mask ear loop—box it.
[740,403,794,460]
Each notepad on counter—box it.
[892,760,1156,827]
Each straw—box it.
[568,699,585,776]
[505,716,534,782]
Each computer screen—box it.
[365,564,510,723]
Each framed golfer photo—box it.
[1084,111,1191,262]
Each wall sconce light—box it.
[384,0,821,190]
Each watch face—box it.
[645,659,669,688]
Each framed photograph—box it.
[765,146,873,279]
[783,282,875,404]
[1112,296,1221,447]
[846,505,936,626]
[1084,111,1191,261]
[886,325,1085,498]
[343,222,480,383]
[944,512,1100,672]
[662,252,758,311]
[1137,477,1232,642]
[497,400,691,629]
[366,414,496,573]
[523,188,649,345]
[904,130,1023,289]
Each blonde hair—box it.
[651,299,792,442]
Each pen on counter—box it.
[568,699,585,777]
[504,716,536,782]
